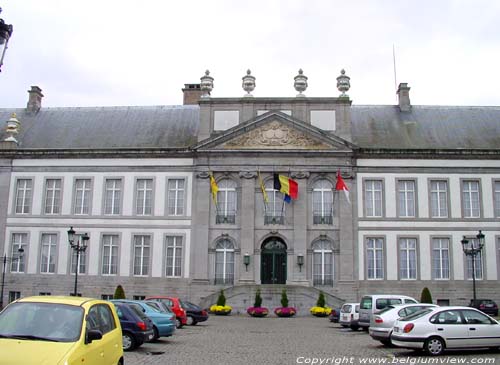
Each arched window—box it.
[215,239,235,285]
[216,179,237,224]
[313,239,334,285]
[312,180,333,225]
[264,180,285,224]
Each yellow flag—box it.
[210,173,219,204]
[258,170,269,204]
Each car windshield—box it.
[399,308,433,321]
[0,302,83,342]
[341,305,352,313]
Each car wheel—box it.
[176,318,183,329]
[380,338,392,347]
[122,333,136,351]
[424,337,445,356]
[341,324,348,328]
[186,316,194,325]
[350,325,359,331]
[152,326,159,341]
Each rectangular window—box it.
[167,179,185,216]
[102,235,119,275]
[101,294,113,300]
[9,291,21,303]
[462,180,481,218]
[494,181,500,217]
[104,179,122,215]
[133,235,150,276]
[74,179,92,215]
[133,295,146,300]
[39,292,51,296]
[40,234,57,273]
[44,178,62,214]
[10,233,27,273]
[399,238,417,279]
[365,180,383,217]
[398,180,416,217]
[366,238,384,279]
[430,180,449,218]
[466,239,483,280]
[70,234,87,275]
[432,238,450,280]
[165,236,183,277]
[15,179,33,214]
[136,179,153,215]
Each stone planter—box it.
[247,307,269,317]
[274,307,297,317]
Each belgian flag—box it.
[273,174,298,202]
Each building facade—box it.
[1,71,499,311]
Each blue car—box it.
[111,299,176,340]
[112,302,155,351]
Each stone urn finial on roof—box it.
[294,68,308,97]
[4,112,20,144]
[336,69,350,97]
[242,69,256,97]
[200,70,214,98]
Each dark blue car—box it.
[112,302,154,351]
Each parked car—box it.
[391,306,500,355]
[369,303,437,345]
[183,301,209,325]
[146,296,188,328]
[469,299,499,317]
[112,299,175,341]
[358,294,418,330]
[113,301,154,351]
[339,303,360,330]
[0,296,123,365]
[328,307,342,323]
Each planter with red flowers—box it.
[274,288,297,317]
[247,288,269,317]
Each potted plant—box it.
[209,289,232,315]
[310,291,332,317]
[274,288,297,317]
[247,288,269,317]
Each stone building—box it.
[1,69,499,312]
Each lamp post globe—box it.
[0,7,14,72]
[68,227,89,297]
[461,231,485,304]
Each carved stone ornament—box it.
[336,69,350,97]
[200,70,214,98]
[224,121,331,149]
[196,171,211,179]
[239,171,257,179]
[290,171,310,179]
[4,112,20,143]
[294,69,308,97]
[242,69,256,97]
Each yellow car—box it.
[0,296,124,365]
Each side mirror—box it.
[86,329,103,344]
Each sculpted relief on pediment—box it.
[224,121,331,149]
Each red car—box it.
[145,296,188,328]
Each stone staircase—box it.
[199,284,345,316]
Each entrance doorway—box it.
[261,237,287,284]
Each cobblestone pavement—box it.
[124,315,500,365]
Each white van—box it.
[339,302,360,330]
[358,294,418,330]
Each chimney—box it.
[182,84,202,105]
[397,83,411,112]
[26,86,43,113]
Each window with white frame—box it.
[312,180,334,225]
[264,180,285,224]
[216,179,237,224]
[136,179,153,215]
[74,179,92,215]
[44,179,62,214]
[70,234,87,275]
[167,179,185,216]
[165,236,183,277]
[399,238,417,279]
[102,235,119,275]
[215,239,234,285]
[430,180,448,218]
[104,179,122,215]
[313,240,334,285]
[494,180,500,217]
[365,180,383,217]
[432,238,450,280]
[40,233,57,273]
[9,291,21,303]
[15,179,33,214]
[133,235,150,276]
[398,180,416,217]
[10,233,27,273]
[366,238,384,279]
[462,180,481,218]
[466,239,483,280]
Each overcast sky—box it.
[1,0,499,108]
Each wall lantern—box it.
[243,253,250,271]
[297,254,304,272]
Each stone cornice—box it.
[356,148,500,159]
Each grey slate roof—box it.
[0,104,499,150]
[0,105,199,149]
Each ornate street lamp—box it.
[0,247,24,309]
[68,227,90,297]
[461,230,485,304]
[0,7,13,73]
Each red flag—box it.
[336,171,350,204]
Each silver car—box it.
[369,303,437,346]
[339,303,360,330]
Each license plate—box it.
[342,315,348,320]
[148,334,154,340]
[393,327,399,333]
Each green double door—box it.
[261,238,287,284]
